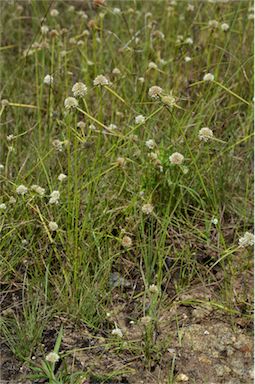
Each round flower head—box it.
[221,23,229,32]
[50,9,59,17]
[208,20,219,28]
[64,97,78,110]
[198,127,214,142]
[31,185,45,196]
[113,7,121,15]
[58,173,67,182]
[93,75,109,86]
[108,123,118,131]
[9,196,16,204]
[49,221,58,231]
[238,232,254,247]
[49,190,60,204]
[43,74,53,85]
[116,157,126,167]
[140,316,152,326]
[46,352,60,363]
[138,77,145,83]
[77,121,86,129]
[149,284,159,294]
[169,152,184,165]
[185,56,192,62]
[148,62,158,70]
[0,203,7,211]
[122,235,132,248]
[112,67,121,75]
[111,327,123,338]
[185,37,193,45]
[148,86,163,99]
[142,203,154,215]
[0,164,4,171]
[16,185,28,195]
[72,82,87,98]
[145,139,156,149]
[41,25,49,35]
[203,73,214,82]
[135,115,145,125]
[161,94,176,107]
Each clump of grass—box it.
[0,0,253,381]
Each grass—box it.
[0,0,254,383]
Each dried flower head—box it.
[121,235,132,248]
[148,86,163,99]
[64,97,78,110]
[145,139,156,150]
[72,82,87,98]
[49,190,60,205]
[198,127,214,141]
[93,75,109,86]
[238,232,254,247]
[45,352,60,363]
[135,115,145,125]
[1,99,9,107]
[16,185,28,195]
[142,203,154,215]
[203,73,214,81]
[49,221,58,231]
[169,152,184,165]
[43,75,53,85]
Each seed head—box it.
[64,97,78,109]
[203,73,214,81]
[121,235,133,248]
[49,221,58,231]
[169,152,184,165]
[72,82,87,98]
[46,352,60,363]
[93,75,109,86]
[148,86,163,99]
[142,203,154,215]
[198,127,213,142]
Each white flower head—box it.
[112,67,121,76]
[239,232,254,248]
[49,221,58,231]
[113,7,121,15]
[122,235,132,248]
[64,97,78,110]
[149,284,159,294]
[44,75,54,85]
[221,23,229,32]
[72,82,87,98]
[0,203,7,211]
[77,121,86,129]
[211,217,218,225]
[203,73,214,82]
[148,62,158,70]
[0,164,4,171]
[161,94,176,107]
[148,86,163,99]
[41,25,49,35]
[9,196,16,204]
[185,37,193,45]
[108,123,118,131]
[169,152,184,165]
[145,139,156,150]
[46,352,60,363]
[198,127,214,142]
[138,77,145,83]
[31,185,45,196]
[111,327,123,338]
[49,190,60,205]
[135,115,145,125]
[16,185,28,195]
[142,203,154,215]
[208,20,219,28]
[93,75,110,86]
[50,9,59,17]
[185,56,192,62]
[58,173,67,182]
